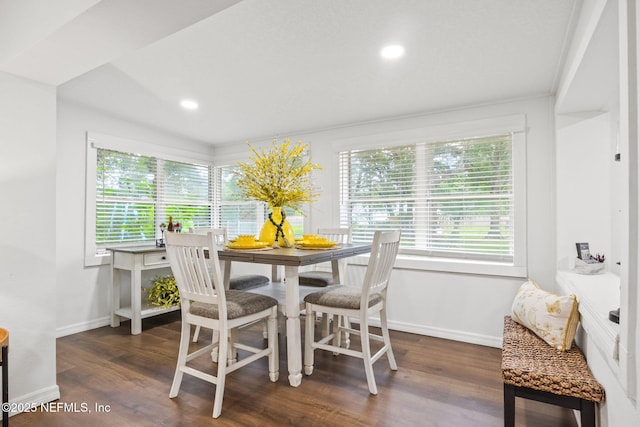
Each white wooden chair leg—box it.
[321,313,330,336]
[360,318,377,395]
[304,305,315,375]
[192,325,201,342]
[343,316,351,349]
[170,321,190,398]
[212,328,229,418]
[268,309,279,381]
[211,329,219,362]
[331,314,342,355]
[227,329,238,365]
[380,307,397,370]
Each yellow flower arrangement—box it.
[144,275,180,308]
[235,138,321,212]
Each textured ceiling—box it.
[5,0,580,145]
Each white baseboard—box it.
[56,315,503,349]
[2,385,60,419]
[388,320,503,348]
[56,316,110,338]
[350,317,502,348]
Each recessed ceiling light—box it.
[180,99,199,110]
[380,45,405,59]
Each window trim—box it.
[84,132,214,266]
[333,114,527,277]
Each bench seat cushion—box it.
[502,316,604,403]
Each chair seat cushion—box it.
[191,290,277,319]
[304,286,382,310]
[229,274,270,290]
[298,271,334,287]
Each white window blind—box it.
[339,134,514,262]
[95,148,212,252]
[215,165,306,238]
[215,166,265,236]
[160,158,212,230]
[96,149,156,248]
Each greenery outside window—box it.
[85,133,215,265]
[339,132,521,266]
[95,149,212,253]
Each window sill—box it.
[556,270,620,369]
[85,253,111,267]
[349,253,527,278]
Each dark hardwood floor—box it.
[11,312,577,426]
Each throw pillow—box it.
[511,279,579,351]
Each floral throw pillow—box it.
[511,279,580,351]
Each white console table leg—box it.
[130,254,143,335]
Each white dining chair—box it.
[165,231,279,418]
[303,229,401,395]
[189,227,270,343]
[189,226,270,289]
[298,227,352,287]
[297,227,353,343]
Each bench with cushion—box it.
[502,316,604,427]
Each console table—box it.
[108,246,179,335]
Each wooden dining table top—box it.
[217,243,372,266]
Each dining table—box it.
[217,242,372,387]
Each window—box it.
[85,133,215,265]
[86,134,310,266]
[339,133,518,264]
[94,149,212,253]
[215,165,264,236]
[215,165,306,237]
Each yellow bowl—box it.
[236,235,256,242]
[298,240,337,248]
[302,234,319,240]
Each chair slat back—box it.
[317,227,352,244]
[311,227,352,274]
[189,227,228,245]
[165,231,227,317]
[361,230,401,301]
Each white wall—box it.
[553,0,640,424]
[556,112,613,271]
[56,100,214,335]
[555,112,638,426]
[0,71,59,414]
[58,96,555,347]
[215,95,557,346]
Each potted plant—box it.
[145,275,180,308]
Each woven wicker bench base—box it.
[502,316,604,427]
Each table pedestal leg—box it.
[284,265,302,387]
